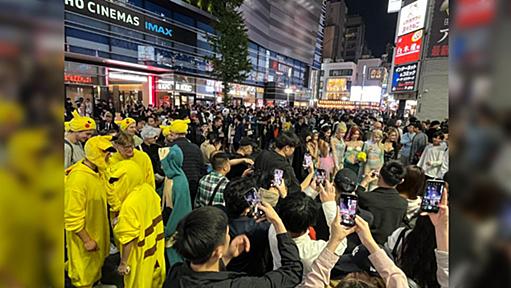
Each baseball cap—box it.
[335,244,394,277]
[240,137,256,147]
[334,168,358,193]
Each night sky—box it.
[345,0,398,56]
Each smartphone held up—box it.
[244,188,265,218]
[420,179,445,213]
[339,193,358,227]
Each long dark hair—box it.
[399,216,439,288]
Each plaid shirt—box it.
[194,171,229,208]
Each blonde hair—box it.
[372,129,383,142]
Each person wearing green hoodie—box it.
[159,144,192,267]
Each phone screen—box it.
[340,194,358,227]
[316,169,326,186]
[273,169,284,186]
[303,154,312,167]
[420,180,445,213]
[244,188,264,218]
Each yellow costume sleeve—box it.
[64,173,87,232]
[114,206,140,245]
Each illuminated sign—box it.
[368,68,385,80]
[394,30,423,65]
[350,86,383,102]
[156,80,174,91]
[326,78,349,92]
[65,0,195,46]
[109,72,147,82]
[175,83,193,92]
[64,74,93,84]
[391,62,419,93]
[397,0,428,36]
[388,0,402,13]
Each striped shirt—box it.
[194,171,229,208]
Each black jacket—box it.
[97,121,118,134]
[227,217,272,276]
[171,137,206,201]
[164,233,303,288]
[358,187,408,244]
[254,150,301,194]
[141,142,164,178]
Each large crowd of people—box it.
[64,97,449,288]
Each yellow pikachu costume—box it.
[64,136,113,287]
[109,160,166,288]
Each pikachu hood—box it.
[106,160,145,211]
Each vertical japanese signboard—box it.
[397,0,428,36]
[427,0,449,57]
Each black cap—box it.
[336,244,394,276]
[334,168,358,193]
[240,137,256,147]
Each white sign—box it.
[157,80,174,91]
[109,72,147,82]
[397,0,428,36]
[175,83,193,92]
[388,0,402,13]
[350,86,382,103]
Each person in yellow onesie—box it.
[64,135,115,287]
[115,117,143,147]
[108,160,166,288]
[110,131,156,195]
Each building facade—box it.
[64,0,325,110]
[318,59,386,110]
[323,0,347,61]
[342,15,365,62]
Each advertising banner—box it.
[391,62,420,93]
[64,0,196,46]
[394,30,423,65]
[427,0,449,57]
[397,0,428,36]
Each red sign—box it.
[394,30,423,65]
[456,0,496,29]
[65,74,93,84]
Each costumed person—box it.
[331,121,347,174]
[64,110,96,169]
[344,126,364,175]
[159,145,192,267]
[110,132,155,191]
[163,119,206,203]
[108,160,166,288]
[115,117,143,147]
[363,129,385,190]
[64,135,115,288]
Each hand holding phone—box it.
[339,193,358,227]
[420,179,445,213]
[244,188,265,218]
[316,169,327,186]
[303,153,312,168]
